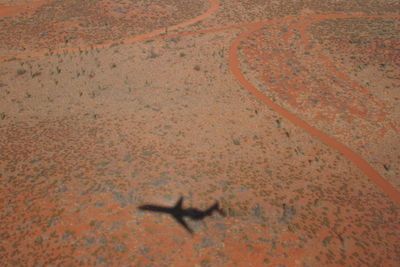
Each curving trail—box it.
[229,13,400,204]
[1,3,399,203]
[1,4,400,264]
[0,0,219,61]
[1,0,399,204]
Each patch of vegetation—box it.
[170,37,180,43]
[31,71,41,78]
[200,258,211,267]
[149,50,159,59]
[383,164,390,171]
[17,69,26,75]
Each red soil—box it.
[0,0,218,59]
[0,0,51,18]
[231,14,400,203]
[1,0,399,266]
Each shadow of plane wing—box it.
[138,205,172,213]
[173,215,194,234]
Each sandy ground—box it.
[0,0,399,266]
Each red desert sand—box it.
[0,0,399,266]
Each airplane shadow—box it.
[138,196,226,234]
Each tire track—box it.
[229,13,400,204]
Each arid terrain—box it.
[0,0,399,266]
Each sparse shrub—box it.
[17,69,26,75]
[180,52,186,57]
[194,65,201,71]
[149,50,159,59]
[170,37,180,43]
[31,71,41,78]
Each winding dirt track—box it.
[1,0,399,229]
[34,9,399,204]
[0,0,220,61]
[1,0,400,264]
[229,14,400,204]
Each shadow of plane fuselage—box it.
[138,197,225,234]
